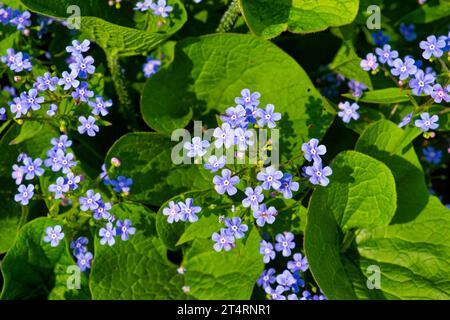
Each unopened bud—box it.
[111,157,121,167]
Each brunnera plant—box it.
[0,0,449,300]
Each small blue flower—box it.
[184,136,209,158]
[43,225,64,247]
[265,285,286,300]
[51,135,72,151]
[213,169,240,196]
[431,84,450,103]
[88,96,113,116]
[360,53,378,71]
[23,89,44,111]
[66,39,91,56]
[134,0,153,11]
[257,268,276,289]
[278,173,299,199]
[163,201,181,223]
[302,138,327,163]
[213,123,234,149]
[143,57,161,78]
[58,71,80,90]
[253,204,277,227]
[221,105,247,128]
[420,35,446,59]
[338,101,360,123]
[23,157,44,180]
[58,151,76,174]
[93,201,112,220]
[9,97,29,118]
[150,0,173,18]
[48,177,70,199]
[110,176,133,193]
[235,88,260,109]
[347,80,367,98]
[0,7,14,25]
[423,146,442,165]
[304,162,332,187]
[259,240,275,263]
[10,10,31,30]
[287,253,309,272]
[390,57,417,80]
[11,164,25,185]
[275,232,295,257]
[256,104,281,129]
[34,72,59,92]
[204,155,226,173]
[398,112,413,128]
[14,184,34,205]
[375,44,399,66]
[234,127,254,150]
[276,270,296,289]
[99,222,116,246]
[242,186,264,211]
[409,69,435,96]
[257,166,283,190]
[414,112,439,132]
[71,237,88,256]
[399,23,417,42]
[76,252,93,272]
[178,198,201,223]
[116,219,136,241]
[212,229,235,252]
[224,217,248,239]
[371,30,390,46]
[69,55,95,79]
[72,82,94,102]
[78,116,99,136]
[79,190,101,211]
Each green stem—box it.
[216,0,241,33]
[340,229,357,253]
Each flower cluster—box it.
[162,198,202,223]
[0,5,31,31]
[1,48,32,72]
[70,237,93,272]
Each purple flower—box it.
[276,270,296,289]
[234,128,254,150]
[150,0,173,18]
[375,44,399,66]
[110,176,133,193]
[259,240,275,263]
[256,104,281,129]
[414,112,439,132]
[275,232,295,257]
[213,169,240,196]
[287,253,309,272]
[23,89,44,111]
[79,189,101,211]
[253,204,277,227]
[347,80,368,98]
[399,23,417,42]
[0,7,14,25]
[178,198,201,223]
[235,88,260,109]
[409,69,435,96]
[419,35,446,59]
[66,40,91,56]
[278,173,299,199]
[242,186,264,211]
[302,138,326,163]
[76,252,93,272]
[43,225,64,247]
[51,135,72,151]
[116,219,136,241]
[34,72,59,91]
[0,107,6,121]
[224,217,248,239]
[14,184,34,205]
[423,146,442,165]
[398,112,413,128]
[48,177,69,199]
[9,97,29,118]
[88,96,112,116]
[257,166,283,190]
[257,268,276,288]
[431,84,450,103]
[58,152,76,174]
[10,10,31,30]
[265,285,286,300]
[71,237,88,256]
[338,101,360,123]
[184,137,209,158]
[58,71,80,90]
[78,116,99,136]
[213,123,234,148]
[204,155,226,173]
[221,105,247,128]
[304,162,333,187]
[143,57,161,78]
[371,30,389,46]
[23,157,44,180]
[93,201,112,220]
[72,82,94,102]
[69,55,95,79]
[1,48,16,67]
[163,201,181,223]
[390,58,417,80]
[134,0,153,11]
[11,164,25,185]
[99,222,116,246]
[360,53,378,71]
[212,229,235,252]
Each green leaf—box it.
[400,1,450,24]
[184,226,263,300]
[0,32,20,54]
[239,0,359,39]
[141,33,335,158]
[89,203,185,299]
[330,41,373,90]
[9,121,44,145]
[1,217,90,300]
[342,88,410,104]
[0,195,22,254]
[105,132,210,207]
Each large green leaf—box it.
[1,217,90,300]
[239,0,360,39]
[105,132,210,207]
[89,203,185,299]
[141,33,335,158]
[400,0,450,24]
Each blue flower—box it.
[66,39,91,56]
[88,96,112,116]
[99,222,116,246]
[414,112,439,132]
[419,35,446,59]
[79,190,101,211]
[0,107,6,121]
[213,169,240,196]
[276,270,296,289]
[275,232,295,257]
[375,44,398,66]
[93,201,112,220]
[390,57,417,80]
[304,162,333,187]
[178,198,201,222]
[257,268,276,289]
[34,72,59,92]
[278,173,299,199]
[212,229,235,252]
[431,84,450,103]
[163,200,181,223]
[265,285,286,300]
[302,138,327,163]
[0,7,14,25]
[69,55,95,79]
[213,123,234,148]
[234,128,254,150]
[221,105,247,128]
[347,80,367,98]
[409,69,435,96]
[256,104,281,129]
[150,0,173,18]
[259,240,275,263]
[143,57,161,78]
[3,85,16,97]
[116,219,136,241]
[10,10,31,30]
[24,89,45,111]
[398,112,413,128]
[287,253,309,272]
[423,146,442,165]
[76,252,93,272]
[58,71,80,90]
[23,157,44,180]
[51,135,72,151]
[14,184,34,205]
[371,30,389,46]
[78,116,99,136]
[10,52,32,72]
[71,237,88,256]
[242,186,264,211]
[224,217,248,239]
[399,23,417,42]
[338,101,360,123]
[58,151,76,174]
[235,88,260,109]
[48,177,69,199]
[204,155,226,173]
[72,82,94,102]
[184,136,209,158]
[9,96,29,118]
[11,164,25,185]
[110,176,133,193]
[360,53,378,71]
[257,166,283,190]
[43,225,64,247]
[253,204,277,227]
[134,0,153,11]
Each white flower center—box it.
[429,44,435,50]
[418,81,424,87]
[223,180,230,186]
[400,66,407,72]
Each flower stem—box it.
[216,0,241,33]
